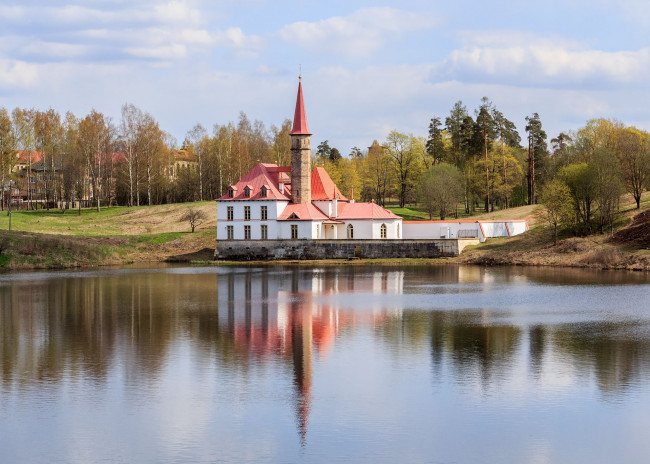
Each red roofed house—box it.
[216,78,402,241]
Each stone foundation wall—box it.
[215,239,479,260]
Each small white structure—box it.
[402,220,528,243]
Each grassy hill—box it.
[0,202,216,269]
[458,193,650,271]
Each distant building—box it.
[167,149,198,180]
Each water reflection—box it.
[1,265,650,457]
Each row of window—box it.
[228,186,269,198]
[224,223,394,240]
[226,205,268,221]
[226,224,298,240]
[345,224,388,238]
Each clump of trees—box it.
[540,119,650,241]
[419,164,464,220]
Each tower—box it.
[290,78,311,204]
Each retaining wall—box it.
[215,239,480,260]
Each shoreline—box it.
[1,231,648,273]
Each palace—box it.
[216,79,402,241]
[215,78,529,260]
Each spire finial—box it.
[299,64,302,80]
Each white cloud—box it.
[279,7,436,58]
[0,59,39,89]
[435,31,650,88]
[214,28,266,57]
[154,1,202,26]
[125,44,188,60]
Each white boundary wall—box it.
[402,220,528,242]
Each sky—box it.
[1,0,649,153]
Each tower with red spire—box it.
[290,77,311,204]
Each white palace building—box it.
[215,79,527,259]
[216,79,402,242]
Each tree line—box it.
[2,100,648,237]
[0,105,295,211]
[320,100,650,234]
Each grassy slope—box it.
[457,193,650,271]
[0,202,216,269]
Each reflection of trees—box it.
[445,322,521,384]
[376,311,521,387]
[2,265,650,407]
[552,323,650,395]
[528,325,546,376]
[0,273,220,389]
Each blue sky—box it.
[1,0,648,152]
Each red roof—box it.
[15,151,43,164]
[278,202,329,221]
[290,80,311,135]
[336,202,401,220]
[217,163,292,201]
[311,167,348,201]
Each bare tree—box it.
[186,123,207,202]
[0,108,16,212]
[120,103,142,207]
[180,207,207,232]
[137,113,164,206]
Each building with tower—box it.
[215,78,402,242]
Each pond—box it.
[1,264,650,463]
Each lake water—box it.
[1,264,650,463]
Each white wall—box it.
[217,200,289,240]
[402,220,528,241]
[278,220,316,239]
[402,222,486,242]
[480,222,509,238]
[506,221,528,235]
[371,219,401,239]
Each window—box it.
[244,187,251,198]
[397,223,400,239]
[227,206,233,221]
[29,176,36,183]
[244,206,250,220]
[226,225,234,240]
[261,206,267,221]
[228,188,234,198]
[261,225,268,240]
[261,186,267,198]
[291,224,298,239]
[380,223,387,239]
[244,225,251,240]
[316,224,320,239]
[347,224,354,239]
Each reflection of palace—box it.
[217,268,404,440]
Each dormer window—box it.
[228,188,234,198]
[261,186,268,198]
[289,212,299,219]
[244,187,251,198]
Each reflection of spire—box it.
[290,300,313,446]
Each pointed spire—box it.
[290,78,311,135]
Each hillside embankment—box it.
[0,197,649,271]
[0,202,216,269]
[456,194,650,271]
